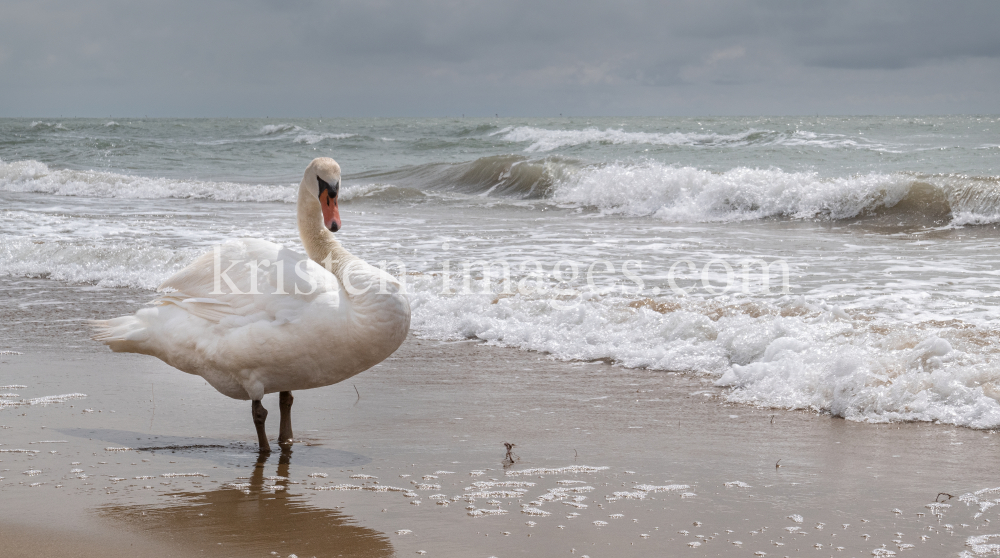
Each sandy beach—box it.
[1,280,998,557]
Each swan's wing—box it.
[156,239,339,324]
[153,294,240,323]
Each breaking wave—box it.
[4,157,1000,226]
[258,124,356,145]
[493,126,897,153]
[0,159,296,202]
[552,162,1000,225]
[339,183,426,202]
[353,156,1000,226]
[348,155,572,199]
[0,237,195,290]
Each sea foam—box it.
[0,159,295,203]
[0,236,197,289]
[258,124,356,145]
[550,161,1000,226]
[408,273,1000,429]
[6,157,1000,227]
[551,162,914,222]
[494,126,895,153]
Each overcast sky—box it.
[3,0,999,117]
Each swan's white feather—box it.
[92,237,410,401]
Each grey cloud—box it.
[774,0,1000,69]
[1,0,998,116]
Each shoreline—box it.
[1,337,995,557]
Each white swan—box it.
[91,157,410,452]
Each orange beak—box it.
[320,189,341,232]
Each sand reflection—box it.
[98,449,393,558]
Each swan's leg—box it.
[278,391,294,445]
[252,400,270,453]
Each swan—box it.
[91,157,411,452]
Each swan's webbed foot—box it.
[252,399,270,453]
[278,391,294,446]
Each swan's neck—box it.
[297,182,355,277]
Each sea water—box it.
[3,116,1000,427]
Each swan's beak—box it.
[320,190,341,232]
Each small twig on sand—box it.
[353,384,360,406]
[502,442,519,467]
[936,492,954,502]
[574,448,578,459]
[775,459,782,469]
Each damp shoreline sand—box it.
[1,336,998,557]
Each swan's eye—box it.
[317,176,339,200]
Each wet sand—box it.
[1,280,999,557]
[2,338,999,558]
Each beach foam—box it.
[408,274,1000,429]
[0,236,197,289]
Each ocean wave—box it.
[552,163,914,222]
[29,121,68,130]
[408,276,1000,429]
[493,126,894,153]
[0,159,296,203]
[293,132,356,145]
[552,162,1000,225]
[349,155,577,199]
[260,124,301,135]
[927,174,1000,226]
[438,155,576,198]
[493,126,761,152]
[0,237,196,290]
[355,155,1000,226]
[259,124,357,145]
[340,183,426,202]
[6,157,1000,227]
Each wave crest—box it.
[293,132,356,145]
[259,124,357,144]
[6,157,1000,227]
[350,155,575,199]
[550,161,1000,226]
[494,126,764,153]
[552,163,914,222]
[340,183,426,202]
[0,159,295,202]
[260,124,300,135]
[493,126,894,153]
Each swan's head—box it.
[306,157,342,232]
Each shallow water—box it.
[3,116,1000,429]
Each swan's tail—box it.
[89,316,150,353]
